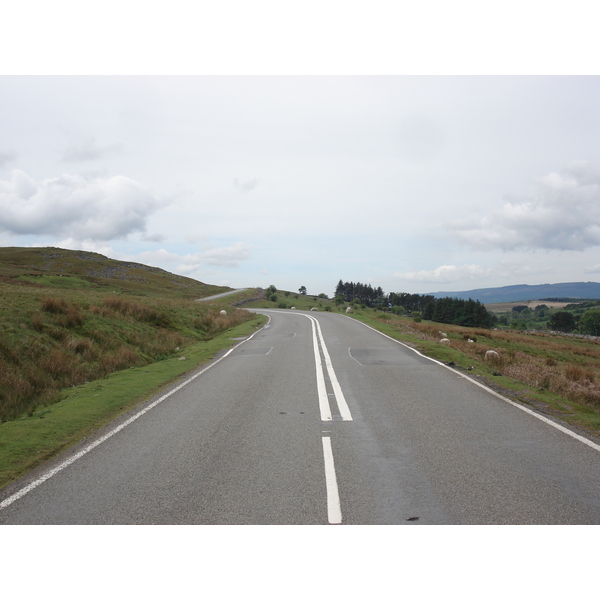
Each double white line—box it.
[302,313,351,524]
[260,310,350,523]
[305,313,353,422]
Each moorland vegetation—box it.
[0,247,260,423]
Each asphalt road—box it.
[196,288,249,301]
[2,309,600,524]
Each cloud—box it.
[396,114,445,162]
[61,134,122,162]
[133,242,252,273]
[200,242,252,267]
[393,264,492,284]
[0,150,16,169]
[0,170,161,241]
[54,238,116,257]
[141,232,167,243]
[233,177,259,192]
[584,264,600,274]
[447,161,600,251]
[185,234,210,244]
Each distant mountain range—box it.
[424,282,600,304]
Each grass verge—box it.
[348,311,600,438]
[0,314,267,490]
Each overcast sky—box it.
[2,10,600,298]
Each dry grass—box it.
[0,290,256,422]
[92,297,171,327]
[379,317,600,409]
[41,296,84,328]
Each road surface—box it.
[196,288,249,302]
[2,309,600,524]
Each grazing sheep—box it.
[346,306,352,313]
[439,332,448,338]
[485,350,500,361]
[310,307,318,311]
[219,310,227,316]
[439,338,450,345]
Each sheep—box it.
[219,310,227,316]
[291,306,296,310]
[485,350,500,362]
[346,306,352,313]
[439,338,450,345]
[467,339,474,343]
[439,331,448,338]
[310,307,318,311]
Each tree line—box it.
[334,280,496,328]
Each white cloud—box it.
[0,170,162,241]
[132,242,252,274]
[0,150,16,168]
[61,134,122,162]
[393,264,492,284]
[200,242,252,267]
[233,178,259,192]
[55,238,116,257]
[447,161,600,251]
[185,234,210,244]
[141,232,167,243]
[584,264,600,274]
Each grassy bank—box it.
[0,247,270,488]
[0,314,266,489]
[0,285,263,422]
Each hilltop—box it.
[425,282,600,304]
[0,246,230,299]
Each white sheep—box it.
[485,350,500,361]
[310,307,318,311]
[439,338,450,345]
[219,310,227,316]
[346,306,352,313]
[291,306,296,310]
[439,331,448,338]
[467,339,474,343]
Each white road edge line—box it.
[0,317,271,511]
[322,436,342,524]
[348,315,600,453]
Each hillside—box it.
[0,246,230,299]
[0,246,260,423]
[425,282,600,304]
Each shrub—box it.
[31,312,44,332]
[41,297,69,314]
[100,297,170,327]
[41,297,84,328]
[99,346,142,374]
[40,349,82,387]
